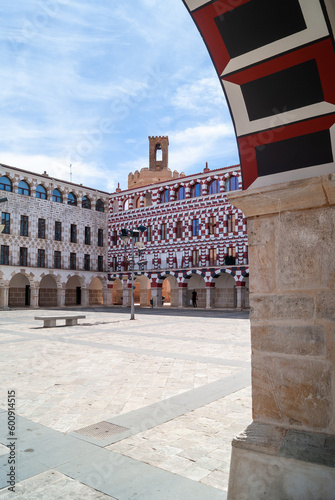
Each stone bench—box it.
[34,315,86,328]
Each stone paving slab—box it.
[0,308,251,498]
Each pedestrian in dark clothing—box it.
[192,290,197,307]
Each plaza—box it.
[0,307,251,499]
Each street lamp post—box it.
[120,226,147,320]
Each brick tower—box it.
[149,136,169,171]
[128,136,183,189]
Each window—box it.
[226,177,239,191]
[1,213,10,234]
[147,226,152,242]
[161,224,167,240]
[70,224,77,243]
[55,221,62,241]
[0,245,9,265]
[37,249,45,268]
[227,214,236,233]
[226,247,236,265]
[84,254,90,271]
[98,255,103,272]
[96,199,104,212]
[209,248,217,266]
[19,247,28,266]
[85,226,91,245]
[54,251,61,269]
[36,185,47,199]
[209,216,216,235]
[20,215,29,236]
[192,249,199,267]
[0,176,12,192]
[208,180,220,194]
[98,229,103,247]
[70,252,76,270]
[192,219,199,237]
[190,183,202,198]
[68,192,77,206]
[160,190,170,203]
[38,218,46,239]
[176,221,183,239]
[52,188,63,203]
[111,231,117,246]
[18,180,30,196]
[82,196,91,209]
[176,186,185,200]
[111,256,117,272]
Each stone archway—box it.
[89,277,104,305]
[65,275,84,306]
[185,273,206,308]
[112,278,123,305]
[161,274,179,306]
[39,275,58,307]
[134,275,151,307]
[213,271,237,308]
[9,273,31,307]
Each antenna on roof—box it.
[69,164,72,182]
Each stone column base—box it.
[227,422,335,500]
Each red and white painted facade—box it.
[108,164,249,309]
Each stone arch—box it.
[134,274,151,307]
[212,270,237,309]
[9,273,31,307]
[111,278,123,305]
[89,277,104,305]
[39,274,58,307]
[159,273,179,306]
[185,272,206,308]
[65,275,84,306]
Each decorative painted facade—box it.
[0,164,109,309]
[108,154,249,310]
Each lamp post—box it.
[120,226,147,320]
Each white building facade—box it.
[0,164,109,309]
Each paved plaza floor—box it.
[0,307,251,499]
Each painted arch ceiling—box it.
[183,0,335,189]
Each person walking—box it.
[192,290,197,308]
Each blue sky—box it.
[1,0,239,193]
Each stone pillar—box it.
[151,286,162,307]
[122,286,131,307]
[227,175,335,499]
[235,282,245,310]
[81,288,89,307]
[106,286,113,306]
[3,287,9,309]
[205,285,214,309]
[30,286,39,309]
[57,288,66,307]
[178,285,187,308]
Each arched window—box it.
[18,180,30,196]
[190,183,202,198]
[0,176,12,192]
[225,177,239,191]
[36,184,47,199]
[52,188,63,203]
[68,192,77,206]
[160,189,170,203]
[96,199,104,212]
[208,180,220,194]
[176,186,185,200]
[82,195,91,209]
